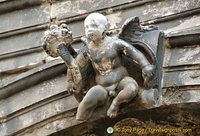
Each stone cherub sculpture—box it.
[43,13,156,121]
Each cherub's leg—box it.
[107,76,138,118]
[76,85,108,121]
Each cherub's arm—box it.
[43,24,89,93]
[57,44,89,94]
[56,44,81,94]
[115,39,149,67]
[115,39,155,86]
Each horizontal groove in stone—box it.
[163,64,200,72]
[0,47,43,60]
[0,24,48,39]
[0,0,45,15]
[0,92,70,122]
[0,60,66,99]
[60,0,161,23]
[2,95,78,136]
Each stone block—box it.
[164,45,200,67]
[0,4,50,33]
[0,95,78,136]
[0,30,45,56]
[163,70,200,88]
[0,51,48,73]
[163,89,200,105]
[51,0,135,19]
[0,74,66,118]
[60,0,200,38]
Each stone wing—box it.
[118,17,163,88]
[73,45,96,102]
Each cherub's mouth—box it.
[87,31,95,35]
[87,33,96,38]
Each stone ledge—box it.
[0,59,66,99]
[0,0,45,15]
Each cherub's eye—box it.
[91,24,97,28]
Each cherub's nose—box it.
[87,30,95,33]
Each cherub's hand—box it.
[60,24,73,46]
[43,24,73,57]
[45,25,65,46]
[43,25,65,57]
[142,64,155,87]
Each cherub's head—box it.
[84,13,108,41]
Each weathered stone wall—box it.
[0,0,200,135]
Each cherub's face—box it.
[84,18,105,41]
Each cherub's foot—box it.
[76,109,94,121]
[76,115,87,121]
[107,103,119,118]
[76,104,96,121]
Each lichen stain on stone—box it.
[106,12,122,29]
[190,71,200,79]
[54,103,63,113]
[165,16,200,34]
[143,0,200,19]
[163,48,171,66]
[51,0,87,18]
[177,47,200,64]
[0,110,5,119]
[163,88,200,105]
[0,123,7,136]
[22,119,70,136]
[179,70,200,86]
[162,87,185,105]
[22,117,33,127]
[40,5,51,20]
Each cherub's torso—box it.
[87,36,128,87]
